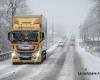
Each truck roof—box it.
[12,15,47,32]
[14,15,43,18]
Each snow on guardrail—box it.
[0,51,11,61]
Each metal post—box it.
[52,17,54,45]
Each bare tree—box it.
[6,0,28,27]
[0,0,29,52]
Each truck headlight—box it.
[32,51,41,58]
[12,51,19,58]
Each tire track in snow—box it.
[57,45,74,80]
[0,45,62,80]
[30,43,69,80]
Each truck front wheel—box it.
[42,50,47,60]
[12,62,18,65]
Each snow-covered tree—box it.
[0,0,29,52]
[80,0,100,47]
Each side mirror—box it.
[40,32,44,42]
[8,32,13,42]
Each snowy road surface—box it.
[74,40,100,80]
[0,40,100,80]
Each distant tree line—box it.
[80,0,100,47]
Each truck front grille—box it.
[20,57,32,60]
[19,52,32,56]
[19,52,32,60]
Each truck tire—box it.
[12,62,20,65]
[44,54,46,60]
[42,50,47,60]
[12,62,17,65]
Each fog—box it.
[27,0,94,37]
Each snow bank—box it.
[76,39,100,80]
[46,43,58,53]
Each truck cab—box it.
[8,15,47,64]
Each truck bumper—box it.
[11,57,42,63]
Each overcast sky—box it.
[27,0,94,37]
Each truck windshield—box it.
[13,32,39,42]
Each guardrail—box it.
[0,51,11,61]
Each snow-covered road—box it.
[74,40,100,80]
[0,41,74,80]
[1,39,99,80]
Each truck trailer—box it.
[8,15,47,64]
